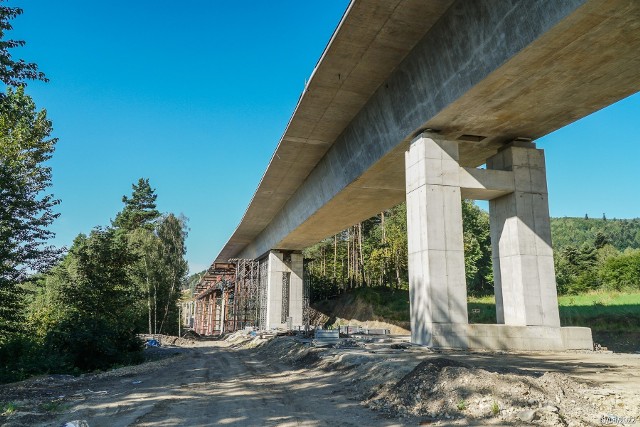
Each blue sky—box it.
[6,1,639,273]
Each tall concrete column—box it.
[265,250,303,330]
[288,253,304,328]
[487,143,560,327]
[406,135,468,345]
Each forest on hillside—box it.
[304,203,640,301]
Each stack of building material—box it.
[313,329,340,347]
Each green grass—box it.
[491,401,500,416]
[39,401,68,413]
[319,287,640,333]
[1,402,17,416]
[469,292,640,332]
[356,287,410,322]
[557,292,640,331]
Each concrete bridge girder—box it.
[232,0,640,261]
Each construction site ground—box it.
[1,332,638,427]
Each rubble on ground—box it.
[2,330,637,427]
[235,331,639,426]
[364,357,605,426]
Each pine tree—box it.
[113,178,160,231]
[0,87,60,344]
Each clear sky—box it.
[6,1,640,274]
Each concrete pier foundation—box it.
[405,133,592,351]
[265,250,303,330]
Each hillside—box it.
[551,217,640,251]
[312,287,640,353]
[183,270,206,294]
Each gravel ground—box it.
[1,332,638,426]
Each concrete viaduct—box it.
[210,0,640,350]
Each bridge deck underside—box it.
[217,0,640,262]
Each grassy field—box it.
[319,288,640,331]
[468,292,640,331]
[316,287,640,352]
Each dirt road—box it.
[1,334,639,426]
[1,339,401,427]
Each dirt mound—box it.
[307,307,330,326]
[311,288,411,333]
[366,357,601,425]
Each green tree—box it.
[461,200,492,296]
[129,214,188,335]
[594,231,611,249]
[554,243,600,294]
[155,214,188,334]
[0,87,59,344]
[0,4,47,88]
[113,178,160,231]
[598,249,640,292]
[44,228,142,371]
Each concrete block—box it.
[493,269,505,324]
[438,139,460,162]
[406,140,422,166]
[514,219,538,257]
[425,203,446,252]
[406,191,420,254]
[561,327,593,350]
[524,304,544,326]
[459,167,515,195]
[418,136,459,161]
[427,251,449,323]
[442,187,464,248]
[420,324,591,351]
[415,157,428,187]
[420,137,441,160]
[501,215,519,257]
[486,150,504,170]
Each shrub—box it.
[599,250,640,291]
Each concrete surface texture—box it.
[405,134,589,350]
[488,144,560,328]
[406,136,468,344]
[265,251,303,330]
[215,0,640,263]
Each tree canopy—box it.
[0,4,47,87]
[113,178,161,231]
[0,87,59,343]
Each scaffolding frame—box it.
[229,258,261,331]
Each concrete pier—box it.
[265,250,303,330]
[488,143,561,328]
[406,133,592,351]
[406,137,468,345]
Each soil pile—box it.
[365,357,631,426]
